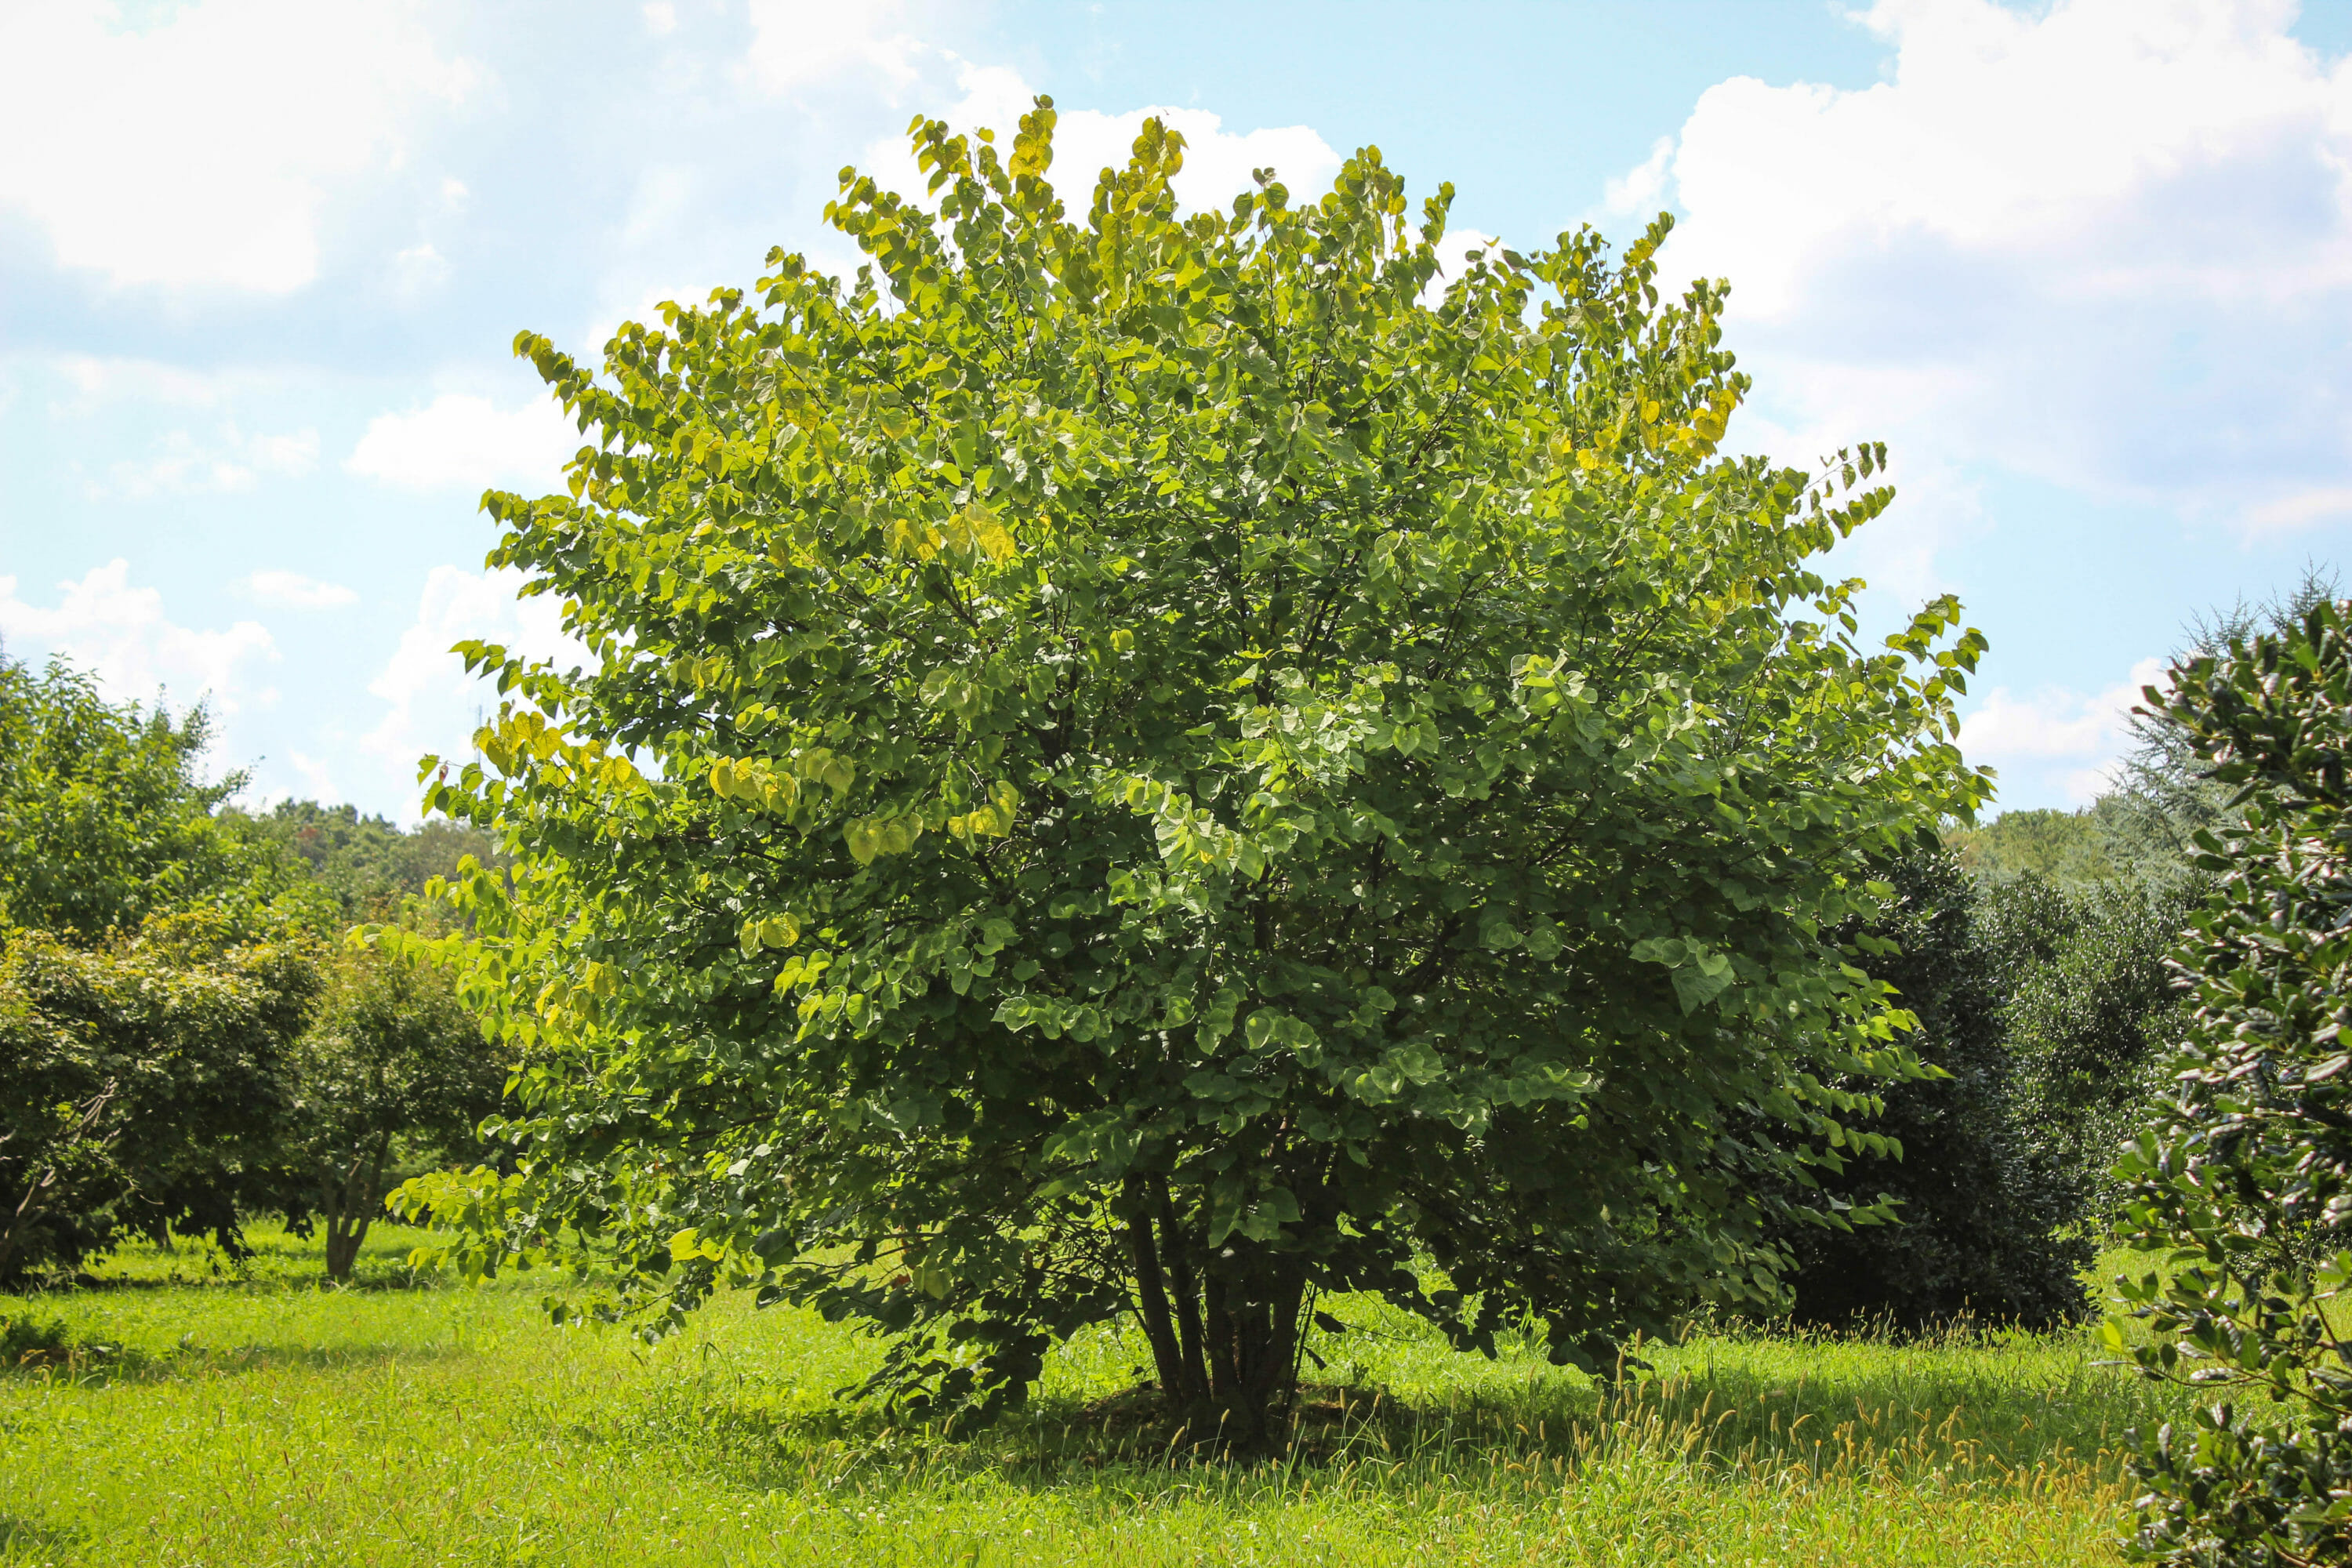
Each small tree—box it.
[2109,598,2352,1565]
[407,103,1987,1443]
[284,938,502,1281]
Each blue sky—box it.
[4,0,2351,818]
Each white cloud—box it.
[288,750,343,804]
[364,564,591,786]
[390,241,452,298]
[93,425,318,499]
[346,394,578,494]
[1601,136,1675,221]
[52,356,230,412]
[1958,655,2169,803]
[2245,485,2352,530]
[643,2,678,36]
[243,570,358,609]
[858,60,1344,220]
[0,1,480,294]
[1615,0,2352,563]
[745,0,922,96]
[0,561,279,725]
[249,430,320,474]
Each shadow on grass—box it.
[592,1319,2176,1508]
[4,1336,482,1386]
[29,1259,458,1295]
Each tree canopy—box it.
[0,657,276,940]
[233,800,504,921]
[407,103,1989,1442]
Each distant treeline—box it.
[227,797,505,920]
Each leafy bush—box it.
[2107,598,2352,1565]
[0,913,321,1284]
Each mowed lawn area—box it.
[4,1225,2176,1567]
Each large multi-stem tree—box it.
[405,103,1987,1443]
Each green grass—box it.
[1,1225,2181,1566]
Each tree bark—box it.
[1125,1178,1309,1450]
[1156,1183,1208,1401]
[322,1132,391,1283]
[1125,1187,1189,1399]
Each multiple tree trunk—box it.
[1123,1175,1308,1450]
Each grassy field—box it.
[2,1225,2178,1566]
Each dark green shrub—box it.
[2109,598,2352,1565]
[1991,874,2194,1218]
[1777,848,2090,1328]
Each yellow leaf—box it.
[971,510,1018,563]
